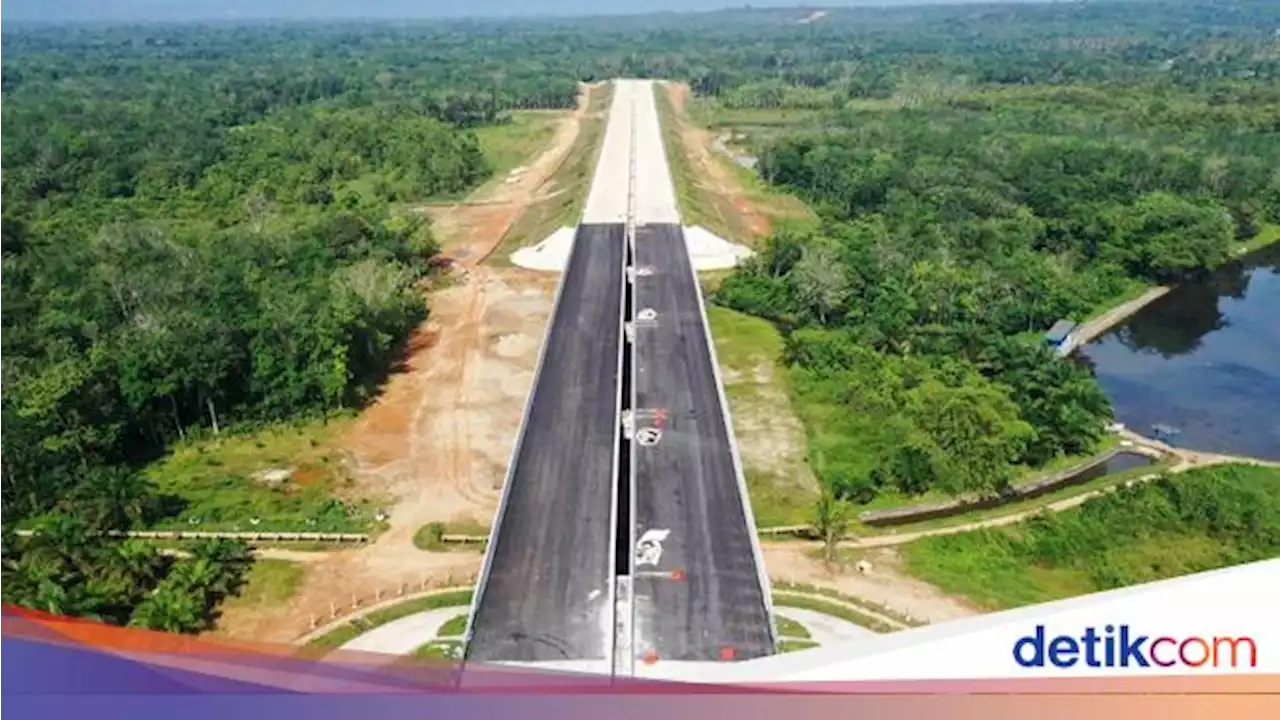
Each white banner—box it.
[705,559,1280,682]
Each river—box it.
[1077,243,1280,461]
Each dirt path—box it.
[214,88,597,645]
[764,545,980,624]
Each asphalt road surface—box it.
[466,223,625,665]
[630,223,775,663]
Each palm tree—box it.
[5,552,65,612]
[109,540,161,599]
[130,586,202,634]
[188,539,252,596]
[812,482,853,566]
[70,467,154,531]
[36,514,93,577]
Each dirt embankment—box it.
[663,82,772,242]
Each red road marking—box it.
[655,408,664,427]
[643,649,659,665]
[670,569,685,581]
[719,646,736,661]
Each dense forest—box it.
[4,0,1279,627]
[1,21,553,627]
[711,3,1280,504]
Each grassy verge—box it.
[655,85,739,239]
[775,614,812,639]
[1234,222,1280,256]
[143,416,386,534]
[777,639,820,653]
[474,111,564,187]
[218,559,306,615]
[772,593,897,634]
[436,614,469,638]
[413,640,464,660]
[771,581,924,627]
[900,464,1280,611]
[487,84,612,264]
[413,520,490,550]
[706,306,818,528]
[307,589,474,649]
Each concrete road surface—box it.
[466,223,625,667]
[630,224,775,662]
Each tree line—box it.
[714,22,1279,506]
[1,21,522,628]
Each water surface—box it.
[1078,244,1280,460]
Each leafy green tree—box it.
[130,584,204,634]
[1106,193,1235,282]
[902,378,1034,497]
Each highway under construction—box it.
[463,79,776,677]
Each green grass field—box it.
[775,614,812,639]
[900,464,1280,611]
[706,306,818,528]
[777,638,820,653]
[413,640,464,660]
[772,593,898,634]
[218,559,306,616]
[143,417,386,534]
[475,111,563,178]
[436,614,469,638]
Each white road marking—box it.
[637,427,662,446]
[635,528,671,567]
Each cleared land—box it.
[144,419,384,534]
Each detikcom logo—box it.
[1013,625,1258,669]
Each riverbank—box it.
[1065,286,1172,352]
[1064,228,1280,354]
